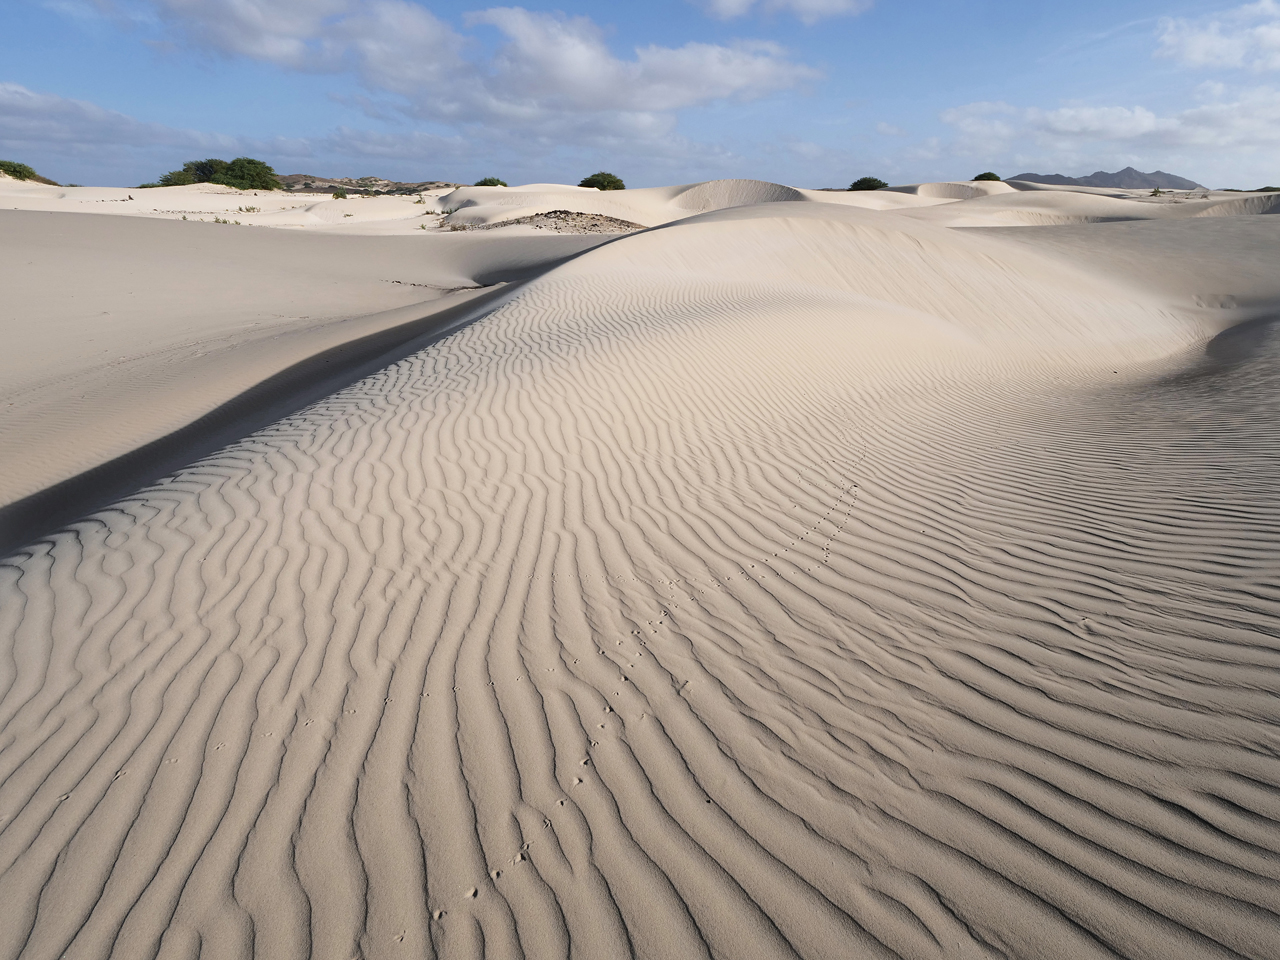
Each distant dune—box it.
[277,173,466,195]
[1009,166,1206,190]
[2,174,1279,960]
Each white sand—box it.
[1,175,1279,959]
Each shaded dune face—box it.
[2,207,1279,960]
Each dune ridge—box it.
[0,209,609,530]
[8,174,1276,238]
[2,196,1279,959]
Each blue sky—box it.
[2,0,1278,188]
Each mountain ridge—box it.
[1009,167,1205,190]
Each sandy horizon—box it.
[2,172,1278,959]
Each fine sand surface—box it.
[0,208,606,542]
[1,178,1279,960]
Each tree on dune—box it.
[141,157,281,190]
[973,171,1001,181]
[215,158,281,190]
[474,177,508,186]
[579,172,625,190]
[0,160,60,185]
[157,169,196,186]
[849,177,888,191]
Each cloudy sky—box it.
[2,0,1278,188]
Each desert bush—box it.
[973,171,1001,181]
[2,160,61,184]
[158,170,196,187]
[212,157,280,190]
[0,160,39,180]
[849,177,888,191]
[579,171,625,190]
[143,157,280,191]
[474,177,508,187]
[332,188,349,199]
[185,159,230,182]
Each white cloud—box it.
[941,89,1280,152]
[140,0,355,67]
[112,1,815,133]
[26,1,821,185]
[467,8,815,114]
[0,80,232,151]
[0,81,324,184]
[0,80,755,189]
[1157,0,1280,71]
[934,88,1280,187]
[698,0,872,25]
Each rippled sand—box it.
[2,190,1279,960]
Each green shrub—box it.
[474,177,508,187]
[849,177,888,191]
[973,171,1001,181]
[332,188,348,199]
[185,159,230,182]
[579,171,625,190]
[0,160,39,181]
[142,156,280,191]
[210,157,280,190]
[158,169,197,187]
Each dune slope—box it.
[1,202,1279,959]
[0,210,606,540]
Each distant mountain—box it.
[1008,167,1205,190]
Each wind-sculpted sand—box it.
[2,187,1279,960]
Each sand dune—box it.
[9,172,1267,236]
[2,180,1279,959]
[0,209,606,543]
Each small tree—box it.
[0,160,39,181]
[332,188,349,199]
[211,157,281,190]
[579,171,625,190]
[474,177,508,187]
[158,169,197,187]
[849,177,888,191]
[973,171,1001,181]
[1150,187,1163,197]
[141,157,279,191]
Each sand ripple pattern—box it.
[2,211,1279,960]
